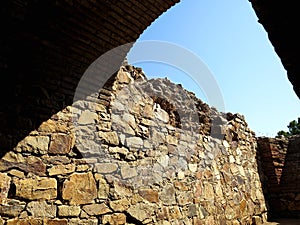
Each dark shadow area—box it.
[0,0,163,156]
[257,136,300,220]
[278,135,300,218]
[256,137,283,220]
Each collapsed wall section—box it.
[0,65,267,225]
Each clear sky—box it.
[127,0,300,137]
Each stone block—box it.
[62,172,97,205]
[102,213,126,225]
[0,199,26,217]
[109,199,130,211]
[16,136,50,154]
[49,134,73,154]
[27,201,56,218]
[82,203,111,216]
[0,173,11,204]
[15,177,57,200]
[58,205,81,217]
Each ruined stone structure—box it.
[0,66,268,224]
[258,135,300,219]
[1,1,300,224]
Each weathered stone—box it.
[49,134,73,154]
[138,189,159,203]
[122,113,136,129]
[117,69,132,84]
[169,206,182,220]
[42,156,71,165]
[142,104,154,119]
[127,203,155,223]
[203,183,214,200]
[48,164,76,176]
[6,218,43,225]
[95,174,109,199]
[102,213,126,225]
[120,165,138,179]
[187,204,198,217]
[252,216,262,225]
[176,191,193,205]
[38,119,68,133]
[78,110,98,125]
[174,181,189,191]
[58,205,81,217]
[8,169,25,178]
[15,177,57,200]
[94,163,118,174]
[109,199,130,211]
[82,203,111,216]
[1,152,46,176]
[62,172,97,205]
[45,219,68,225]
[27,201,56,218]
[225,205,236,220]
[98,131,119,145]
[0,199,26,217]
[109,147,129,156]
[111,115,135,135]
[166,135,178,146]
[188,163,197,173]
[15,136,50,154]
[76,164,91,172]
[125,137,143,149]
[154,105,169,123]
[157,155,169,168]
[0,173,11,204]
[112,183,133,199]
[68,218,98,225]
[160,184,176,205]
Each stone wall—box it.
[2,0,300,158]
[257,135,300,218]
[0,65,267,225]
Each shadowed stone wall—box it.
[257,135,300,219]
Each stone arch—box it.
[0,0,179,152]
[0,0,299,153]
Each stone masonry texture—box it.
[0,0,299,157]
[0,65,270,224]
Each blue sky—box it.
[127,0,300,137]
